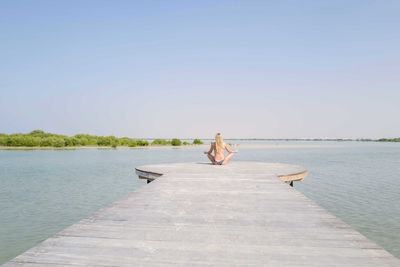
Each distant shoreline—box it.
[2,140,399,151]
[0,130,204,149]
[211,138,399,142]
[1,130,399,150]
[0,145,209,151]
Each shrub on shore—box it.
[171,138,182,146]
[151,139,171,146]
[40,137,65,147]
[136,139,149,146]
[193,138,203,145]
[128,140,138,147]
[378,138,400,142]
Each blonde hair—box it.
[215,133,224,153]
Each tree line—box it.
[377,138,400,142]
[0,130,203,148]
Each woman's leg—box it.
[207,153,216,164]
[222,152,235,165]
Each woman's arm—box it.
[204,143,214,154]
[224,143,237,153]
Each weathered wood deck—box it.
[3,162,400,266]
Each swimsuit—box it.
[214,159,224,165]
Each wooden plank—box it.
[2,162,399,267]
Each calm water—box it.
[1,141,399,263]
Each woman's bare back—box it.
[212,142,226,161]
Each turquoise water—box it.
[1,142,399,263]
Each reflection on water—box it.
[0,141,399,263]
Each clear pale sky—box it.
[1,1,399,139]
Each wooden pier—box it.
[3,162,400,266]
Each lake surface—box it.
[1,141,399,263]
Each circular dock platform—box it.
[135,161,308,184]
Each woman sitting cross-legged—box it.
[204,133,237,165]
